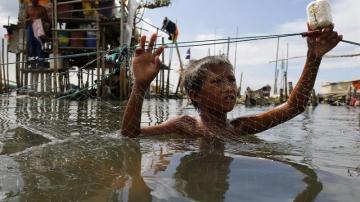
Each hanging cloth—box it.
[32,18,45,42]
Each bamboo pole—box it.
[40,73,44,93]
[238,72,243,97]
[0,46,3,93]
[174,42,184,96]
[119,0,127,99]
[285,43,289,100]
[6,37,10,91]
[96,13,101,96]
[20,28,25,90]
[53,0,59,93]
[161,37,165,96]
[16,53,20,89]
[2,38,7,92]
[101,26,106,96]
[166,47,171,97]
[273,37,280,95]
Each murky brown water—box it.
[0,95,359,201]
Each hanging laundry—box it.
[32,18,45,42]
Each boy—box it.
[122,26,342,138]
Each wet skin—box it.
[121,26,342,138]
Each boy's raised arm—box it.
[121,34,164,137]
[232,25,342,135]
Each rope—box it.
[2,32,360,66]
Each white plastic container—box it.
[307,0,333,30]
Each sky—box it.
[1,0,360,93]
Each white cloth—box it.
[32,18,45,42]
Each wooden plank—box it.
[22,68,55,73]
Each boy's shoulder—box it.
[171,115,199,135]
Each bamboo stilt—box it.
[0,47,3,93]
[96,14,101,96]
[40,73,44,93]
[16,53,20,89]
[174,42,184,96]
[46,73,52,93]
[1,38,7,92]
[6,38,9,92]
[53,0,58,94]
[161,37,165,96]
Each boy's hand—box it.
[307,24,342,58]
[132,34,164,89]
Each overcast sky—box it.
[1,0,359,92]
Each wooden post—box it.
[288,81,293,95]
[20,28,25,89]
[274,37,280,95]
[285,43,289,100]
[119,0,125,100]
[101,26,106,97]
[280,88,284,103]
[91,68,94,89]
[237,72,243,97]
[2,38,7,92]
[166,47,171,97]
[226,37,230,59]
[161,37,165,96]
[311,89,318,106]
[6,37,10,91]
[96,13,101,96]
[46,73,52,93]
[53,0,58,94]
[0,46,2,93]
[174,42,184,96]
[40,73,44,93]
[16,53,20,90]
[6,42,9,92]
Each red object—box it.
[350,97,357,106]
[352,80,360,90]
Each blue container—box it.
[86,32,96,47]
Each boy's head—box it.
[182,56,237,112]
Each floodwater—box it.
[0,95,359,202]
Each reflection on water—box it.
[1,96,360,201]
[1,137,322,201]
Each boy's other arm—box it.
[232,26,342,135]
[121,34,164,137]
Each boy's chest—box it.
[181,119,242,138]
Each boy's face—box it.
[198,65,237,113]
